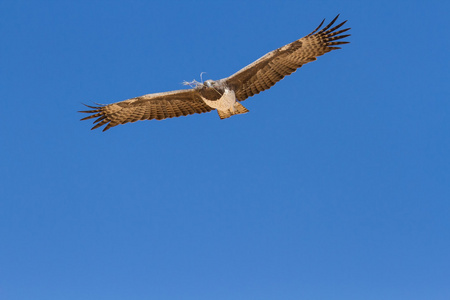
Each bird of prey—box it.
[80,15,350,131]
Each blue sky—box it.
[1,1,449,299]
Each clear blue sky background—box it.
[1,1,449,299]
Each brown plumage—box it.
[80,90,213,131]
[80,15,350,131]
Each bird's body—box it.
[80,15,350,131]
[200,88,239,117]
[191,79,249,119]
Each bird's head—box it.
[204,80,215,88]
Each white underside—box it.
[201,88,236,112]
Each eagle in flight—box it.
[80,15,350,131]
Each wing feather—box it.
[80,16,350,131]
[80,89,213,131]
[225,15,351,101]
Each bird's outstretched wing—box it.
[80,89,213,131]
[225,15,350,101]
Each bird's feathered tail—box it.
[217,102,249,119]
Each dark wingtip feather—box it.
[331,28,351,36]
[308,18,326,36]
[309,15,350,44]
[80,103,104,109]
[80,115,96,121]
[332,41,350,45]
[319,15,340,33]
[83,104,98,109]
[324,20,349,36]
[326,34,351,43]
[93,115,107,124]
[314,15,351,50]
[79,103,111,131]
[103,124,114,131]
[91,122,105,130]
